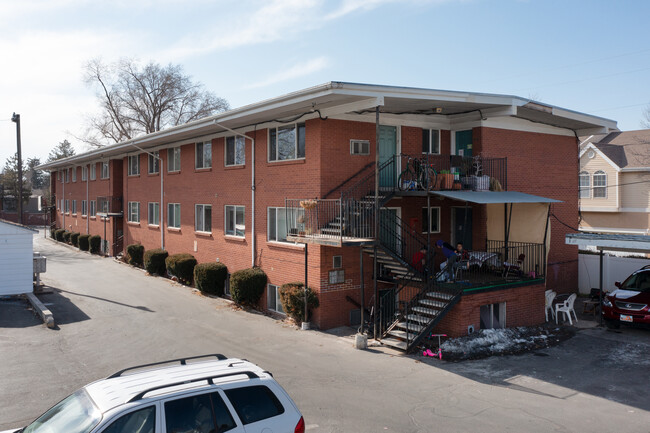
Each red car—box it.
[602,265,650,329]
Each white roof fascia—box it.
[318,97,384,117]
[579,143,621,171]
[621,167,650,172]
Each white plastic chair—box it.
[555,293,578,325]
[545,290,556,321]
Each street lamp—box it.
[11,113,23,225]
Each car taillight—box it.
[294,416,305,433]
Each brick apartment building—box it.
[40,82,617,351]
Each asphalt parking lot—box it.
[1,233,649,432]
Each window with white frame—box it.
[90,200,96,217]
[101,162,110,179]
[72,200,77,214]
[98,198,109,214]
[268,207,304,243]
[71,167,77,182]
[128,155,140,176]
[128,202,140,223]
[148,202,160,226]
[195,204,212,232]
[593,170,607,198]
[267,284,284,314]
[269,123,305,161]
[480,302,506,329]
[168,203,181,228]
[196,142,212,169]
[579,171,590,199]
[65,199,69,213]
[81,166,87,181]
[225,136,245,166]
[59,199,63,211]
[148,151,160,174]
[422,129,441,154]
[90,163,96,180]
[329,270,345,284]
[64,168,69,183]
[350,140,370,155]
[82,200,87,216]
[167,147,181,172]
[225,205,245,237]
[422,207,441,233]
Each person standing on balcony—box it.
[455,242,470,261]
[436,239,457,282]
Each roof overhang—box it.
[37,81,619,171]
[565,232,650,253]
[429,190,562,204]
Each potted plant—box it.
[439,170,454,189]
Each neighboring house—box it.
[0,219,37,295]
[38,82,617,350]
[0,193,49,226]
[579,130,650,235]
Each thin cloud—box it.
[326,0,456,20]
[245,57,329,89]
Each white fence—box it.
[578,253,650,294]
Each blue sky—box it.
[1,0,649,165]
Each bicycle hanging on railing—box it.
[398,154,437,191]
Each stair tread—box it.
[406,314,430,324]
[419,299,446,308]
[380,337,407,351]
[426,291,454,300]
[412,306,439,316]
[396,321,424,332]
[387,329,418,341]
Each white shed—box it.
[0,219,38,295]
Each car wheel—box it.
[604,319,620,329]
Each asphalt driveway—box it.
[0,233,648,432]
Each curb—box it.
[25,293,55,328]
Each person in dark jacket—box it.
[436,239,457,281]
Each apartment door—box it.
[455,130,473,157]
[379,125,397,188]
[379,207,401,253]
[452,207,473,250]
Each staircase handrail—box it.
[323,162,375,199]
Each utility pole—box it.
[11,113,23,225]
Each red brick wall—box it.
[436,283,546,337]
[480,127,579,293]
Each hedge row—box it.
[126,244,144,267]
[144,248,168,275]
[166,253,197,285]
[230,267,267,307]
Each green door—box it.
[379,125,397,188]
[379,208,399,253]
[455,130,473,157]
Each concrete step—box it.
[380,337,407,351]
[396,321,424,333]
[411,306,439,317]
[406,314,430,325]
[419,298,447,309]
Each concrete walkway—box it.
[0,233,648,432]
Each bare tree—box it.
[642,104,650,128]
[83,58,229,146]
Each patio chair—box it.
[555,293,578,325]
[503,253,525,281]
[545,290,556,321]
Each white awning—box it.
[430,190,562,204]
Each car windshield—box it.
[22,389,102,433]
[620,271,650,293]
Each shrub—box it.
[54,229,65,242]
[70,232,80,247]
[279,282,320,323]
[62,231,71,243]
[144,248,168,275]
[194,262,228,296]
[50,227,57,239]
[126,244,145,267]
[89,235,102,254]
[165,253,198,285]
[230,267,267,307]
[78,234,90,251]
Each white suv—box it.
[2,354,304,433]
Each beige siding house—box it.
[579,130,650,235]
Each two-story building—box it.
[40,82,617,351]
[579,129,650,235]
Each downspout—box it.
[373,106,380,338]
[62,173,65,230]
[542,204,551,279]
[213,121,256,267]
[86,165,89,234]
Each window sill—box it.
[90,216,97,220]
[127,222,141,226]
[267,241,305,250]
[195,167,212,172]
[266,158,306,167]
[81,215,87,219]
[224,164,246,170]
[100,177,110,180]
[167,170,181,175]
[148,224,160,229]
[127,174,140,178]
[167,227,181,232]
[225,235,246,242]
[147,172,160,177]
[72,213,77,216]
[195,231,213,237]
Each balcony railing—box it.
[96,196,123,215]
